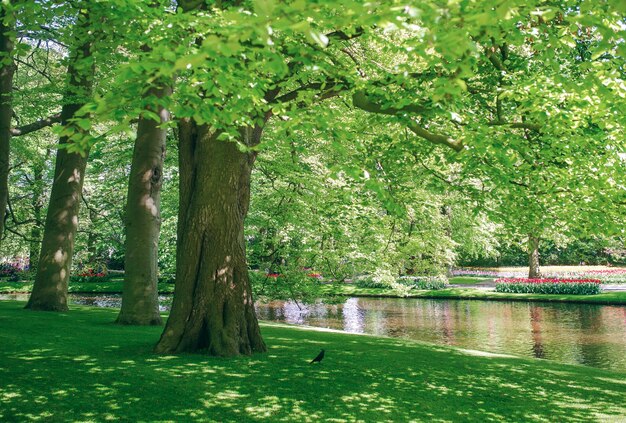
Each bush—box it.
[356,274,448,291]
[355,277,391,289]
[355,269,396,289]
[495,278,602,295]
[0,263,26,281]
[402,276,448,290]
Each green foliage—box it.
[355,273,448,291]
[250,268,323,303]
[3,0,625,304]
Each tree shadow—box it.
[0,302,625,421]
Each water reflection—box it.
[2,293,625,371]
[255,298,626,372]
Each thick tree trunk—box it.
[154,121,266,355]
[25,39,93,311]
[0,6,15,248]
[116,85,171,326]
[528,234,541,279]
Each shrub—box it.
[495,278,602,295]
[402,276,449,290]
[0,262,26,281]
[355,269,396,289]
[356,274,449,290]
[355,277,391,289]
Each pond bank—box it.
[4,292,625,370]
[0,300,624,421]
[318,285,626,305]
[3,279,626,305]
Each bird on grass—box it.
[310,349,325,364]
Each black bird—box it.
[310,349,325,364]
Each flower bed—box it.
[453,267,626,284]
[495,278,602,295]
[546,269,626,284]
[0,262,28,281]
[71,269,112,283]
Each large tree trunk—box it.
[25,38,93,311]
[116,84,171,326]
[0,5,15,248]
[154,120,266,355]
[528,234,541,279]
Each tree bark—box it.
[528,234,541,279]
[154,120,266,355]
[0,5,15,249]
[25,37,93,311]
[116,84,171,326]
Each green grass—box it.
[0,301,625,421]
[449,276,494,285]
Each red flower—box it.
[495,278,601,284]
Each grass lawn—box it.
[0,301,625,422]
[449,276,494,285]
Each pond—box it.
[3,293,626,372]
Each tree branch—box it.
[272,82,329,104]
[351,91,427,116]
[326,27,364,42]
[406,120,464,152]
[14,57,53,83]
[10,113,62,136]
[352,91,463,151]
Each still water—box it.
[3,293,626,371]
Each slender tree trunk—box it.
[528,234,541,279]
[28,160,46,272]
[154,120,266,356]
[116,84,171,326]
[25,37,93,311]
[0,6,15,248]
[87,207,98,262]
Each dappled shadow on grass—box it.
[0,302,625,422]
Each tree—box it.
[25,9,95,311]
[43,0,622,355]
[152,0,381,355]
[0,1,16,249]
[116,82,171,326]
